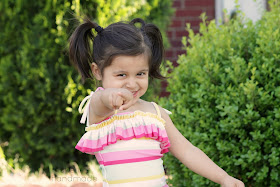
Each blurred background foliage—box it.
[0,0,174,175]
[1,0,279,186]
[160,1,280,186]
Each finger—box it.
[111,93,121,110]
[115,95,124,109]
[117,91,133,101]
[111,93,117,109]
[116,93,128,110]
[108,93,115,110]
[119,103,129,111]
[119,99,135,110]
[111,94,120,109]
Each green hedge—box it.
[0,0,173,174]
[160,1,280,186]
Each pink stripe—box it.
[76,135,169,153]
[95,152,103,161]
[75,134,170,154]
[97,149,162,162]
[162,185,169,187]
[161,148,170,154]
[75,124,170,154]
[99,156,162,166]
[75,145,96,155]
[96,87,104,91]
[86,124,167,144]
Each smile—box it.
[132,91,138,97]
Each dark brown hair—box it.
[69,17,165,82]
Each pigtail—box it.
[143,23,165,79]
[69,18,99,82]
[130,18,166,80]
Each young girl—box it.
[69,18,244,187]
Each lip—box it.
[132,91,138,97]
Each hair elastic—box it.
[95,26,104,33]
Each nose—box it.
[125,77,137,89]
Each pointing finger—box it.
[119,99,135,111]
[118,91,133,101]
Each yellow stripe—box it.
[104,172,165,184]
[133,137,152,140]
[85,111,166,131]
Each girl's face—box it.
[92,54,149,100]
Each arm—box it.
[159,107,244,186]
[89,88,135,124]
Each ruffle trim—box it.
[75,114,170,155]
[85,110,166,131]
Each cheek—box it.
[141,78,149,89]
[102,78,123,88]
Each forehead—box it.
[110,54,149,70]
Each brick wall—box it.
[161,0,215,96]
[165,0,215,64]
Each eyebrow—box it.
[113,69,149,74]
[139,69,149,72]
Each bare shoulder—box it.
[154,103,171,120]
[156,104,194,155]
[136,99,158,113]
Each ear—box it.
[91,63,102,80]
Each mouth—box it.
[132,91,138,97]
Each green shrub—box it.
[160,1,280,186]
[0,0,173,174]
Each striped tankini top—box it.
[75,89,171,187]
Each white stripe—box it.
[102,175,167,187]
[103,176,167,187]
[99,139,161,153]
[101,158,164,181]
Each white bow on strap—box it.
[78,91,94,124]
[163,108,172,115]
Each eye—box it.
[117,74,126,77]
[137,72,146,76]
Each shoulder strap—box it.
[151,102,172,117]
[78,91,94,126]
[78,87,104,126]
[151,102,161,118]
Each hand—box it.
[221,175,244,187]
[105,88,135,111]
